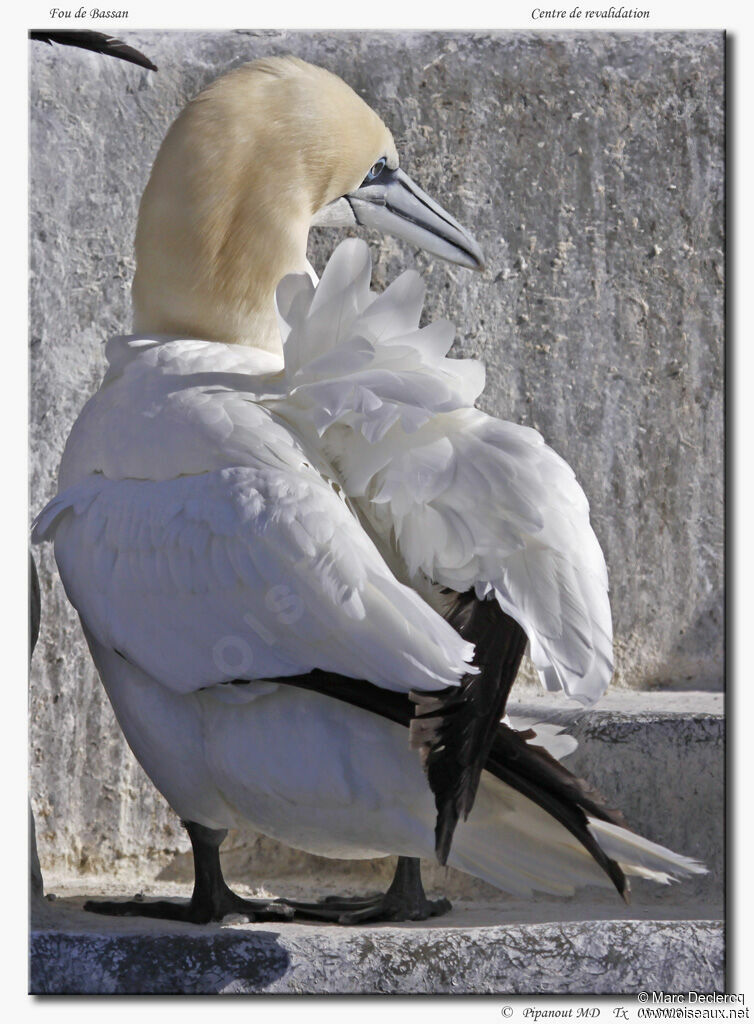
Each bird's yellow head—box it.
[133,56,481,352]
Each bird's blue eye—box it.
[363,158,387,184]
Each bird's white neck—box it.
[132,195,311,355]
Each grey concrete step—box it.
[30,893,723,994]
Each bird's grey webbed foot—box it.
[285,856,452,924]
[83,821,295,925]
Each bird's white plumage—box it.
[34,238,704,895]
[35,363,475,695]
[273,238,613,703]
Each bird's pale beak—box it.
[311,167,484,271]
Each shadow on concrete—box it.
[30,929,291,995]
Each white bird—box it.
[33,56,704,924]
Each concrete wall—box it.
[29,31,724,875]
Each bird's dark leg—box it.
[84,827,450,925]
[84,821,295,924]
[285,856,452,924]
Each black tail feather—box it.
[486,723,631,900]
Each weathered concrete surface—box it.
[30,904,723,994]
[29,33,724,889]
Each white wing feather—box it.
[274,238,613,704]
[34,465,474,694]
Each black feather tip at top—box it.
[29,30,157,72]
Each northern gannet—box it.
[33,56,704,923]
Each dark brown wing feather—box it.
[267,668,412,729]
[411,590,528,863]
[29,30,157,71]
